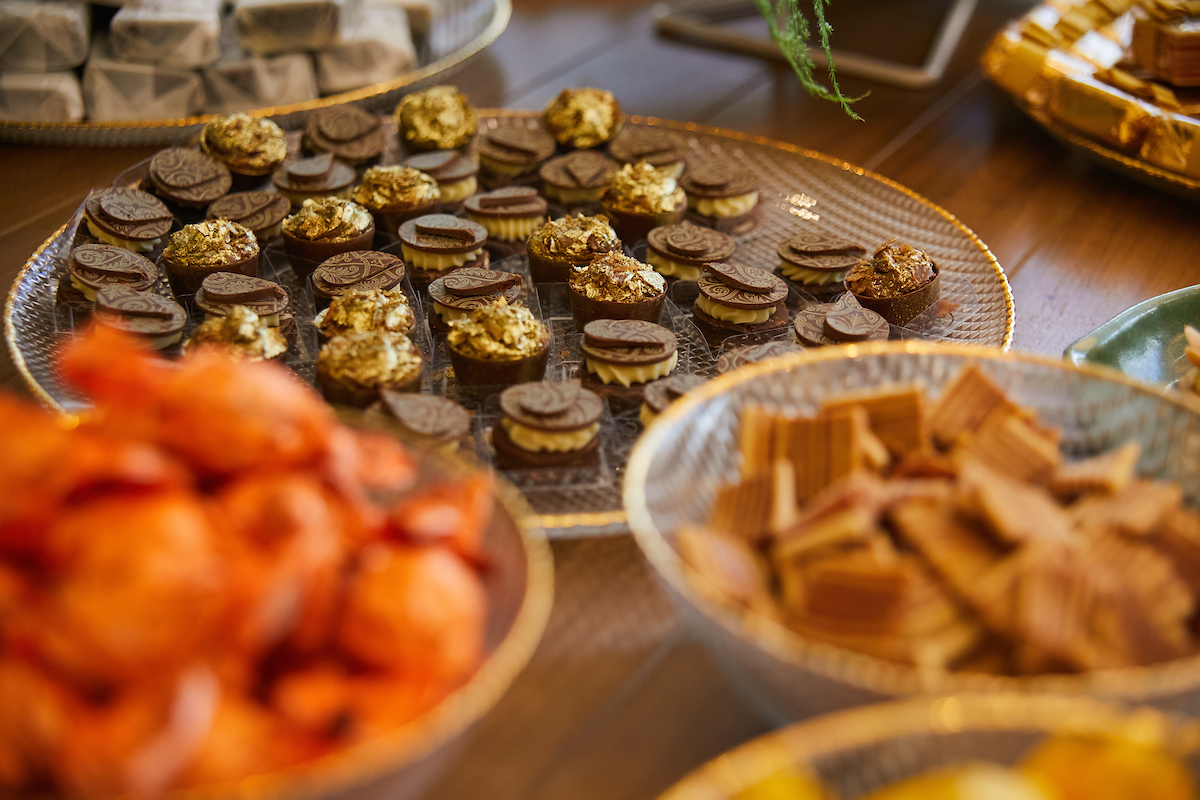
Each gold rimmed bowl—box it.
[625,342,1200,721]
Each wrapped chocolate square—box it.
[203,52,317,114]
[1130,3,1200,87]
[83,44,206,122]
[110,0,221,69]
[1140,112,1200,178]
[1044,69,1162,150]
[0,1,89,73]
[315,2,416,94]
[0,72,82,122]
[982,29,1053,101]
[234,0,343,56]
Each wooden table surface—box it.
[2,1,1199,798]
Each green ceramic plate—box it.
[1064,285,1200,388]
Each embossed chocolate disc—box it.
[315,251,403,287]
[786,230,864,255]
[698,274,787,310]
[644,373,705,414]
[207,191,291,233]
[487,126,546,156]
[380,392,470,440]
[151,148,226,189]
[565,152,611,188]
[288,154,334,182]
[716,341,803,373]
[581,323,677,365]
[793,304,838,347]
[779,250,864,271]
[500,381,603,432]
[703,261,776,292]
[200,272,277,303]
[477,186,538,208]
[415,214,476,243]
[617,129,679,159]
[823,293,888,342]
[87,189,173,241]
[647,223,735,263]
[428,274,519,309]
[70,244,156,287]
[95,286,178,318]
[404,150,477,181]
[317,107,380,142]
[442,268,521,297]
[583,319,668,349]
[690,163,736,189]
[99,192,173,223]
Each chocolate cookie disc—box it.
[649,223,735,263]
[538,151,619,204]
[716,341,803,373]
[464,186,548,218]
[272,154,356,208]
[785,229,865,254]
[375,392,471,448]
[206,191,291,241]
[399,214,488,254]
[311,250,404,306]
[608,128,687,173]
[196,272,289,320]
[477,125,556,173]
[581,319,677,364]
[823,293,889,342]
[697,271,787,311]
[84,188,173,249]
[642,373,705,416]
[493,421,601,470]
[305,106,386,165]
[93,286,186,348]
[793,304,838,347]
[702,261,778,293]
[405,150,479,183]
[692,302,789,348]
[500,380,603,432]
[69,244,157,299]
[680,162,759,235]
[148,148,232,209]
[680,163,756,199]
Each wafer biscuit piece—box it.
[956,411,1062,484]
[677,525,775,616]
[957,455,1072,544]
[1014,545,1104,673]
[1152,507,1200,594]
[1070,480,1183,537]
[1049,441,1140,498]
[778,406,872,503]
[709,471,775,544]
[889,497,1005,601]
[821,385,928,456]
[930,366,1019,448]
[739,404,779,476]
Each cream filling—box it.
[254,219,284,241]
[278,185,353,210]
[401,244,483,270]
[466,214,543,242]
[779,262,848,285]
[438,176,478,204]
[639,404,657,427]
[207,310,281,327]
[433,301,471,323]
[478,153,536,177]
[658,160,685,179]
[586,351,678,387]
[696,295,773,325]
[647,250,702,281]
[691,192,759,219]
[544,184,606,204]
[85,215,161,253]
[69,276,100,301]
[501,418,599,453]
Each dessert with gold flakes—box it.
[350,164,441,233]
[446,297,551,387]
[272,153,356,210]
[600,160,687,243]
[394,84,478,152]
[542,86,623,149]
[645,221,735,282]
[568,250,666,327]
[184,305,288,362]
[161,218,260,296]
[199,112,288,178]
[404,150,480,207]
[526,214,621,284]
[313,287,416,341]
[463,186,548,243]
[844,239,941,326]
[398,213,489,286]
[493,380,603,470]
[538,151,619,205]
[316,329,424,406]
[281,197,375,279]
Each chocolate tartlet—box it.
[542,87,623,149]
[715,340,803,373]
[446,297,551,387]
[493,380,603,470]
[581,318,678,411]
[311,250,404,308]
[370,392,472,454]
[161,219,260,296]
[463,186,548,243]
[272,153,356,209]
[350,165,441,234]
[568,250,666,327]
[199,113,288,178]
[692,261,789,346]
[195,272,288,326]
[476,124,556,178]
[183,305,287,361]
[398,214,489,286]
[539,151,619,206]
[428,268,522,332]
[304,106,386,166]
[67,244,157,301]
[146,148,232,211]
[600,161,687,243]
[844,240,941,326]
[316,330,424,407]
[82,188,173,253]
[93,286,187,349]
[403,150,479,206]
[681,162,759,234]
[206,191,291,241]
[313,287,415,340]
[776,229,867,298]
[608,128,688,178]
[646,222,735,281]
[394,85,477,152]
[526,214,621,284]
[640,373,705,426]
[281,197,375,280]
[793,292,890,347]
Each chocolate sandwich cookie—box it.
[311,250,405,308]
[397,213,488,286]
[640,373,705,426]
[793,294,888,348]
[844,240,941,326]
[776,229,867,299]
[370,392,472,455]
[608,128,687,178]
[83,188,173,254]
[200,113,288,180]
[67,243,157,301]
[526,214,621,284]
[350,165,441,236]
[692,262,789,347]
[281,197,376,280]
[476,124,556,181]
[272,153,356,209]
[463,186,548,244]
[403,150,479,208]
[539,151,618,206]
[304,106,386,166]
[568,250,666,327]
[681,162,760,235]
[161,219,260,297]
[206,191,291,242]
[646,222,734,282]
[195,272,289,326]
[580,318,678,411]
[542,87,622,150]
[93,286,187,349]
[716,340,803,373]
[146,148,232,212]
[317,330,424,407]
[446,297,551,388]
[493,380,603,470]
[428,268,522,332]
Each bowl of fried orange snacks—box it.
[625,342,1200,719]
[0,326,553,798]
[657,695,1200,800]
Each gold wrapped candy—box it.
[543,87,623,149]
[1141,112,1200,178]
[1045,70,1161,150]
[394,85,477,150]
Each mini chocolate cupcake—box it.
[272,154,356,209]
[645,222,734,282]
[539,151,618,206]
[369,392,472,455]
[526,214,621,284]
[404,150,479,207]
[493,380,603,470]
[199,113,288,179]
[281,197,375,280]
[777,229,867,299]
[394,85,477,153]
[844,239,941,327]
[313,288,415,340]
[195,272,288,326]
[640,373,705,426]
[93,286,187,350]
[600,161,686,244]
[183,305,288,361]
[304,106,386,166]
[82,188,173,253]
[476,123,557,181]
[446,297,551,387]
[715,340,803,373]
[428,268,522,332]
[311,250,405,308]
[568,251,666,327]
[161,219,260,296]
[681,162,759,235]
[398,214,489,287]
[317,330,424,407]
[692,261,789,347]
[463,187,548,243]
[580,318,678,411]
[794,293,890,347]
[608,128,687,178]
[350,165,441,234]
[146,148,232,211]
[542,87,622,149]
[67,244,157,301]
[206,191,291,242]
